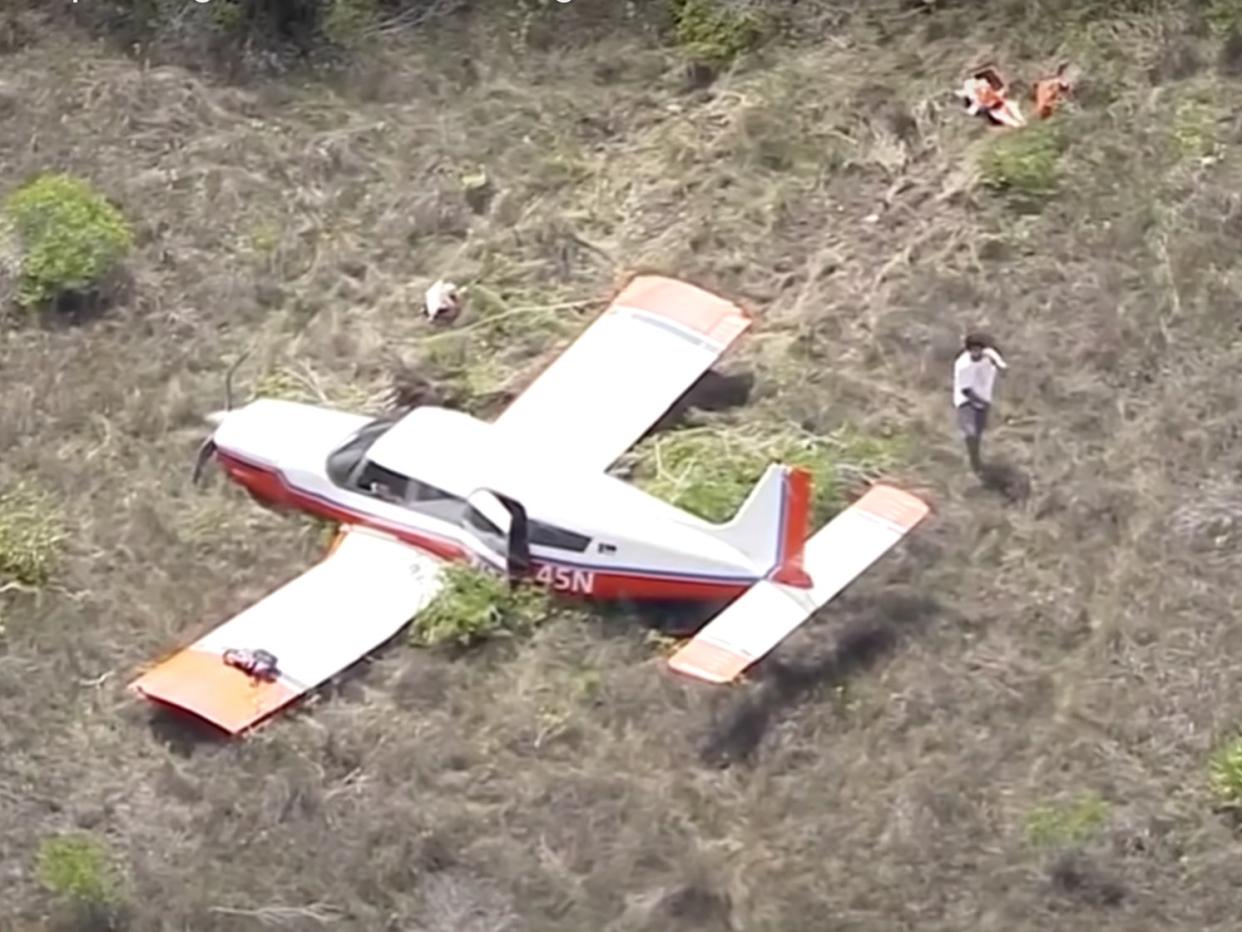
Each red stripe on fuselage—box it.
[213,449,749,602]
[547,572,749,601]
[216,450,468,562]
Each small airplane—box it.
[130,274,931,735]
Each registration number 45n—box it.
[533,564,595,594]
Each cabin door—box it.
[463,490,532,579]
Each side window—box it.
[326,418,393,486]
[408,480,456,502]
[464,506,503,537]
[354,462,410,502]
[529,521,591,552]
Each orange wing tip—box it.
[667,638,752,684]
[613,274,752,344]
[856,484,931,531]
[130,648,299,735]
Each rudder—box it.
[714,464,813,587]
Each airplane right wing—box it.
[667,484,930,684]
[492,274,752,473]
[130,525,445,734]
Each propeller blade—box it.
[192,438,218,485]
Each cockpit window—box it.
[464,506,503,537]
[529,522,591,552]
[325,418,395,487]
[409,480,456,502]
[355,462,410,503]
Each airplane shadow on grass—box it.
[146,703,232,757]
[697,591,943,769]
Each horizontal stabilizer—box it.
[667,484,930,684]
[130,526,444,734]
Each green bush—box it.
[1025,793,1110,847]
[411,563,552,648]
[670,0,765,66]
[321,0,380,46]
[35,834,124,922]
[629,423,907,526]
[1209,735,1242,808]
[979,123,1066,202]
[1171,98,1220,160]
[3,173,133,309]
[1204,0,1242,38]
[0,482,66,588]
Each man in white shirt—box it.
[953,333,1008,473]
[425,279,463,324]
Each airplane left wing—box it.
[668,484,930,684]
[492,274,752,472]
[130,526,444,734]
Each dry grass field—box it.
[7,0,1242,929]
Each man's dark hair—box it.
[964,331,989,350]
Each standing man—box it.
[953,332,1008,473]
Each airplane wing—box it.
[492,274,752,472]
[667,484,930,684]
[130,526,444,734]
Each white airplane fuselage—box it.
[204,399,798,602]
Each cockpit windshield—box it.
[325,417,395,487]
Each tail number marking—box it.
[534,564,595,594]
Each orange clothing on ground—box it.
[1033,78,1068,119]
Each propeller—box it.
[191,436,217,485]
[191,350,251,485]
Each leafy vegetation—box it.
[978,122,1066,203]
[1208,735,1242,808]
[1025,793,1111,847]
[35,834,125,924]
[1203,0,1242,38]
[1171,97,1220,159]
[321,0,381,47]
[0,482,66,588]
[411,564,553,648]
[670,0,766,66]
[629,423,907,525]
[3,173,132,309]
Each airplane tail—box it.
[714,464,813,588]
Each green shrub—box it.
[1025,793,1110,847]
[1204,0,1242,38]
[1209,735,1242,808]
[0,482,66,588]
[322,0,380,47]
[3,173,133,309]
[412,564,552,648]
[207,0,246,33]
[670,0,765,66]
[1171,98,1220,159]
[35,834,124,922]
[979,123,1066,202]
[629,423,906,526]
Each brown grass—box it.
[6,1,1242,929]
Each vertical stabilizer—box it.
[714,464,813,588]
